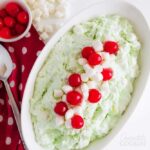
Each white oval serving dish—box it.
[21,0,150,149]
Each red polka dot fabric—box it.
[0,26,45,150]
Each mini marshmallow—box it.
[94,65,103,73]
[65,109,74,120]
[73,106,83,115]
[78,58,87,65]
[83,92,89,100]
[85,69,97,78]
[65,119,72,129]
[73,25,84,35]
[75,87,82,93]
[40,32,49,40]
[34,16,41,22]
[27,0,35,5]
[101,81,110,92]
[87,81,97,89]
[92,40,103,52]
[55,10,65,18]
[81,83,89,92]
[27,0,68,42]
[55,115,64,126]
[48,4,56,14]
[32,9,42,18]
[55,5,66,18]
[49,0,56,2]
[57,0,66,3]
[62,95,67,102]
[81,83,89,99]
[101,52,110,62]
[83,64,92,72]
[45,25,54,33]
[62,85,73,93]
[35,24,44,32]
[83,64,97,78]
[54,89,63,97]
[105,34,114,41]
[81,73,89,82]
[92,73,103,81]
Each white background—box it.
[66,0,150,149]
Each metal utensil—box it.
[0,45,28,150]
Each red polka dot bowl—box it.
[0,0,32,42]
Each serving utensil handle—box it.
[4,80,28,150]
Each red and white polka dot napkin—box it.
[0,25,45,150]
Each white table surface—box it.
[66,0,150,149]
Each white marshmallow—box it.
[75,87,82,93]
[35,24,44,32]
[83,64,92,72]
[94,65,103,73]
[92,40,103,52]
[55,115,64,126]
[57,0,65,3]
[55,5,66,18]
[91,73,103,81]
[62,95,66,102]
[49,0,56,2]
[101,81,110,92]
[54,89,63,98]
[27,0,35,5]
[65,119,72,129]
[73,25,84,35]
[48,4,56,14]
[55,10,65,18]
[40,32,49,40]
[45,25,54,33]
[87,81,97,89]
[105,34,114,41]
[81,83,89,99]
[81,73,89,82]
[81,83,89,93]
[65,109,74,120]
[62,85,73,93]
[34,16,41,22]
[27,0,68,42]
[78,58,87,65]
[101,52,110,62]
[74,106,83,115]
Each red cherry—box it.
[0,18,4,29]
[66,91,82,106]
[68,73,82,87]
[88,89,102,103]
[17,11,28,24]
[81,46,95,59]
[4,16,16,28]
[101,68,113,81]
[104,41,119,54]
[71,115,84,129]
[0,9,7,18]
[54,101,68,116]
[6,2,20,17]
[88,53,102,66]
[15,24,25,34]
[0,27,11,39]
[11,29,17,36]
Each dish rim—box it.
[21,0,150,150]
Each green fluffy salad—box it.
[30,15,141,150]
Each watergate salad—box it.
[30,15,141,150]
